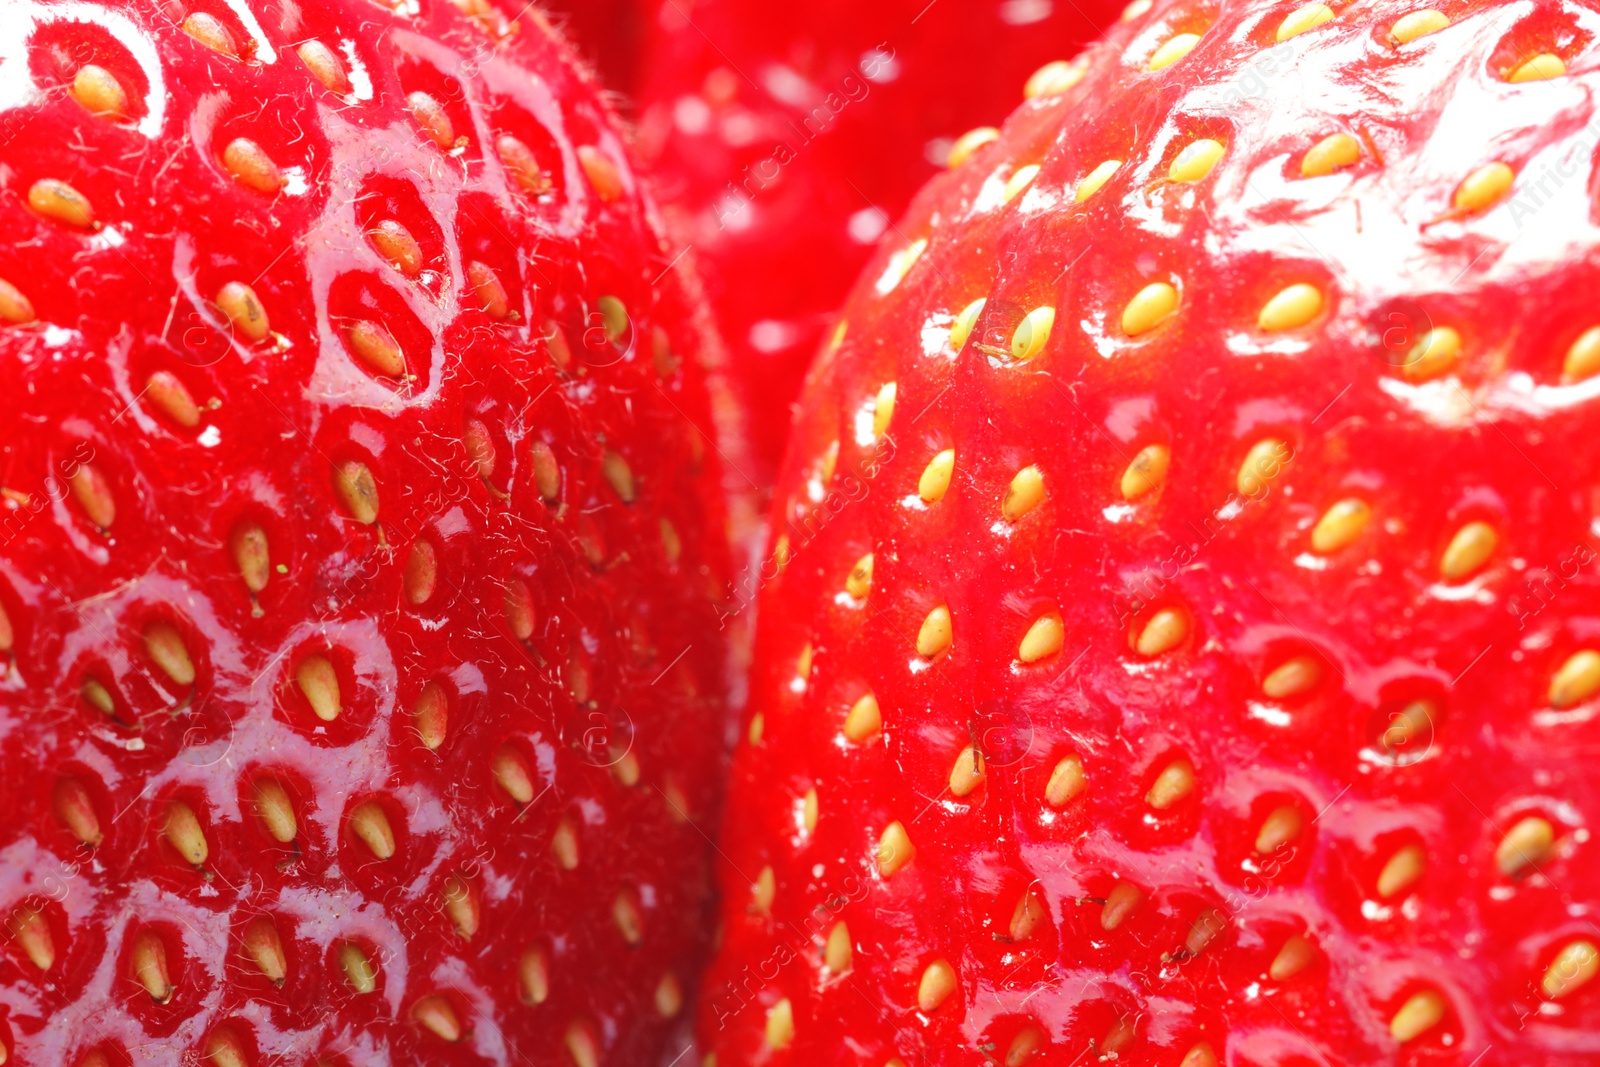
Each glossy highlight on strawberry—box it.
[0,1,729,1063]
[697,0,1600,1062]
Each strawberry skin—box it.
[698,0,1600,1063]
[0,2,729,1064]
[635,0,1126,486]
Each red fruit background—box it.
[634,0,1128,488]
[545,0,646,96]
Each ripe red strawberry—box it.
[0,2,729,1064]
[634,0,1126,486]
[696,0,1600,1062]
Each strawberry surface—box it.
[0,2,729,1064]
[634,0,1127,489]
[698,0,1600,1063]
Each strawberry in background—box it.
[634,0,1127,490]
[696,0,1600,1061]
[0,1,729,1063]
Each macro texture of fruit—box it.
[635,0,1125,487]
[0,2,729,1064]
[697,0,1600,1062]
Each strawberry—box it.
[0,2,730,1064]
[696,0,1600,1063]
[634,0,1125,485]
